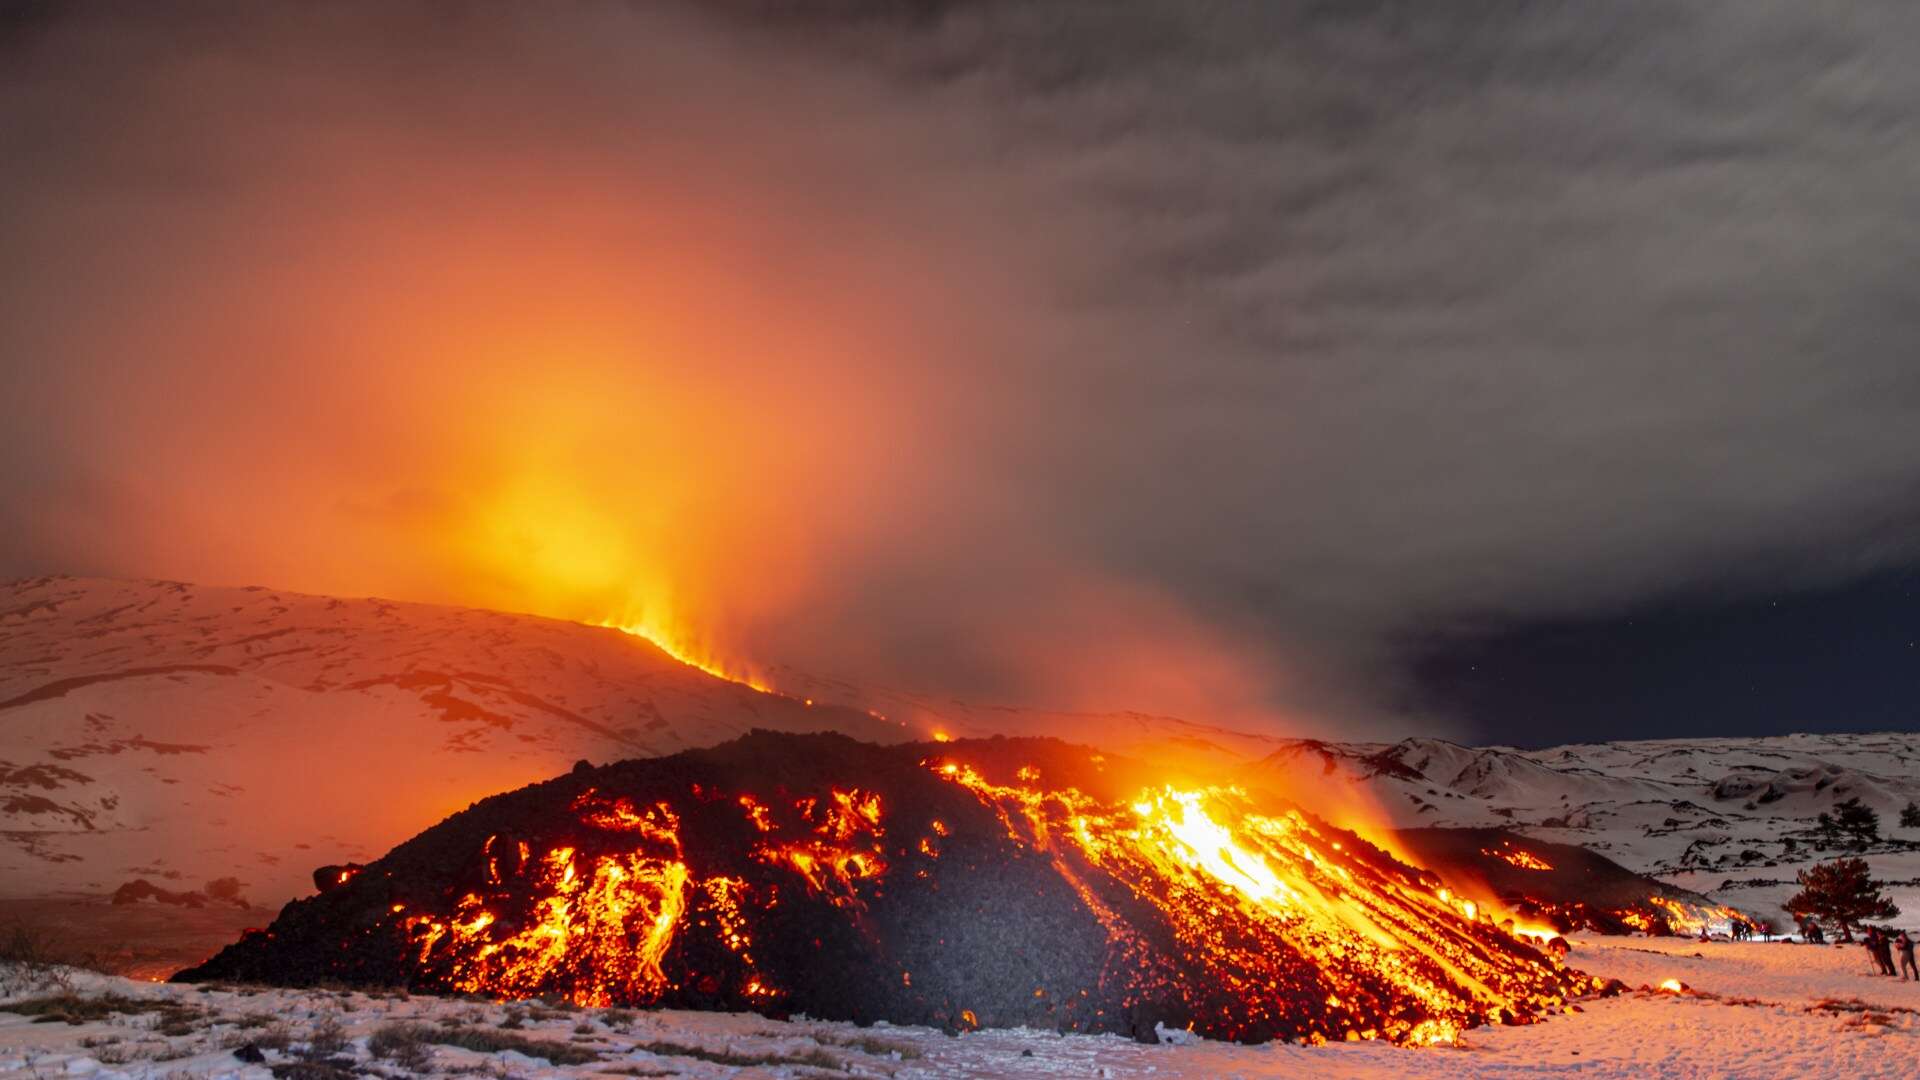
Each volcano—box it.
[176,731,1596,1045]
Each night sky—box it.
[3,2,1919,745]
[1412,565,1920,746]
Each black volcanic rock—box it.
[177,731,1590,1045]
[311,863,364,894]
[1393,827,1737,935]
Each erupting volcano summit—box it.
[178,732,1596,1045]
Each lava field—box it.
[176,731,1599,1045]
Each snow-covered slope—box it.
[1246,733,1920,922]
[0,577,901,902]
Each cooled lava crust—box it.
[176,731,1593,1044]
[1393,827,1740,936]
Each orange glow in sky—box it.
[1,16,1296,736]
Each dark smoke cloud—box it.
[4,1,1920,738]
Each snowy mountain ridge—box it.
[4,576,1917,929]
[1245,730,1920,923]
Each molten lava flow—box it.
[401,784,899,1009]
[222,734,1593,1045]
[405,796,692,1006]
[601,615,774,692]
[750,788,888,906]
[1646,896,1745,937]
[1504,919,1565,943]
[1481,844,1553,871]
[1497,894,1749,938]
[932,761,1589,1045]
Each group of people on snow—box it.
[1860,925,1919,980]
[1783,917,1920,980]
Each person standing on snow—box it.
[1898,930,1918,981]
[1866,927,1897,976]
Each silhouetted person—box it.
[1866,927,1896,976]
[1898,930,1918,981]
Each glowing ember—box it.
[1658,977,1684,994]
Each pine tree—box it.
[1901,801,1920,830]
[1783,857,1899,942]
[1816,797,1880,847]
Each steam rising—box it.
[6,3,1920,737]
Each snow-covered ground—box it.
[4,934,1917,1079]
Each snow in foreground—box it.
[3,936,1917,1079]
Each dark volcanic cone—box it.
[1393,828,1747,936]
[177,732,1595,1045]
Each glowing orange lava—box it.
[602,615,774,692]
[1487,892,1749,939]
[1646,896,1744,937]
[406,795,691,1006]
[932,760,1587,1045]
[402,783,903,1009]
[359,740,1593,1045]
[1482,845,1554,871]
[750,788,888,906]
